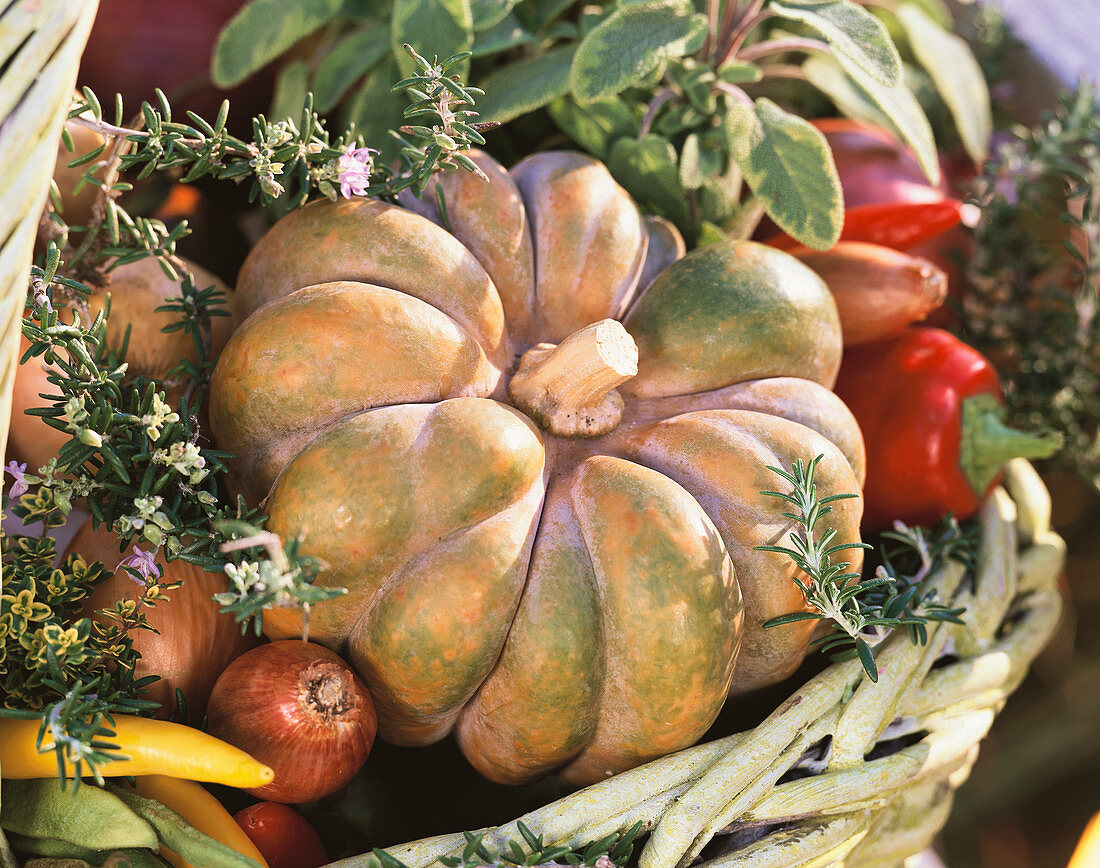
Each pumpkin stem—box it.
[509,319,638,437]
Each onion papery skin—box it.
[72,520,257,722]
[205,640,377,803]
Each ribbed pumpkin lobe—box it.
[508,318,639,437]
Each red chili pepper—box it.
[233,802,328,868]
[834,328,1060,531]
[766,199,967,252]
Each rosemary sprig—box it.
[367,821,642,868]
[755,456,968,681]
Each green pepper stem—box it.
[959,393,1062,496]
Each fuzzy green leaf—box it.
[312,24,391,112]
[472,13,534,56]
[212,0,342,88]
[679,131,725,190]
[471,0,519,30]
[896,5,991,163]
[771,0,901,86]
[0,780,158,853]
[345,58,408,162]
[476,45,576,123]
[724,97,842,250]
[547,95,637,160]
[392,0,474,79]
[607,134,690,231]
[270,60,311,124]
[803,51,939,184]
[570,0,707,104]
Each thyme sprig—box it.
[957,81,1100,492]
[756,456,967,681]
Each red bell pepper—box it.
[834,328,1060,531]
[766,198,968,252]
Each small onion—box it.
[72,520,257,722]
[206,641,377,803]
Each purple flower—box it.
[337,144,377,199]
[120,546,160,584]
[4,461,28,499]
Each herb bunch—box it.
[956,81,1100,493]
[756,456,968,681]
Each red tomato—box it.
[233,802,328,868]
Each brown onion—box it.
[71,520,257,722]
[8,256,236,472]
[205,641,377,803]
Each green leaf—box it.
[724,97,842,250]
[391,0,474,79]
[717,59,763,84]
[476,45,576,123]
[345,58,408,162]
[771,0,902,86]
[0,779,158,853]
[803,52,939,184]
[472,13,534,56]
[547,95,638,160]
[312,23,391,112]
[269,59,311,124]
[212,0,343,88]
[679,131,725,189]
[801,54,893,130]
[569,0,707,104]
[607,134,690,231]
[471,0,518,30]
[896,5,991,163]
[110,786,264,868]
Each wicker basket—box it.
[0,3,1067,867]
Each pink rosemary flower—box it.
[120,546,160,585]
[4,461,28,499]
[337,144,378,199]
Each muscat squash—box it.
[209,150,865,786]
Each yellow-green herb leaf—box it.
[725,97,842,250]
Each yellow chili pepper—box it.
[129,775,270,868]
[0,715,274,789]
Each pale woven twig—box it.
[330,471,1063,868]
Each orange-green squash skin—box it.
[210,150,864,786]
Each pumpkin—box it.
[209,150,865,786]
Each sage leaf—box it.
[607,134,690,231]
[717,60,763,84]
[896,5,992,162]
[345,58,408,162]
[547,95,638,160]
[771,0,902,87]
[391,0,474,79]
[801,54,893,130]
[725,97,842,250]
[804,50,939,184]
[0,780,158,853]
[212,0,343,88]
[471,0,519,30]
[570,0,707,104]
[476,45,576,123]
[312,23,391,112]
[679,132,725,190]
[529,0,580,29]
[269,60,311,125]
[472,14,534,56]
[109,786,262,868]
[5,834,165,866]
